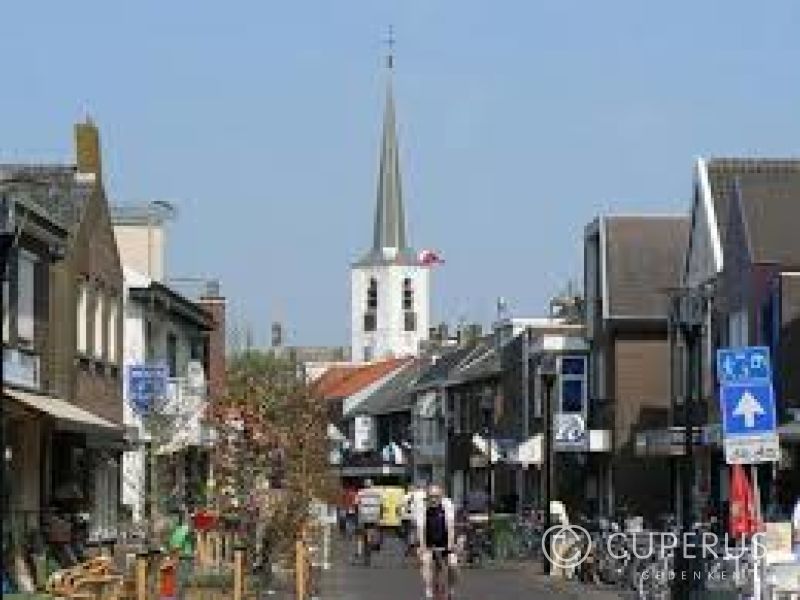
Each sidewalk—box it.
[519,561,628,600]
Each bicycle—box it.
[430,547,454,600]
[355,523,382,567]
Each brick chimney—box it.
[75,117,102,180]
[199,280,226,402]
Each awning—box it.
[6,387,121,433]
[156,437,189,456]
[339,464,407,477]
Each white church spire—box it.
[350,30,431,362]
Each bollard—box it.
[136,552,149,600]
[295,538,306,600]
[233,544,246,600]
[178,551,194,600]
[160,556,178,600]
[322,523,331,571]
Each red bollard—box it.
[159,557,178,600]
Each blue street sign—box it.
[720,382,777,438]
[716,346,772,385]
[128,363,168,416]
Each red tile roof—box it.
[313,358,410,401]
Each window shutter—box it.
[2,279,9,342]
[17,252,35,342]
[107,299,118,362]
[94,292,104,358]
[77,283,88,352]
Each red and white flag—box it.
[418,249,445,266]
[729,464,758,537]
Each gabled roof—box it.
[733,173,800,267]
[603,215,690,319]
[315,357,409,401]
[312,365,360,398]
[687,158,800,283]
[0,164,93,233]
[707,159,800,252]
[128,280,214,330]
[351,359,424,416]
[445,336,501,386]
[413,344,479,390]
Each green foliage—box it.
[210,349,334,554]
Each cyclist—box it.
[417,484,457,600]
[403,483,427,557]
[355,479,383,565]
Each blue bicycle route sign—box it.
[128,363,168,416]
[716,347,779,464]
[716,346,771,384]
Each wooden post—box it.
[136,552,148,600]
[233,545,245,600]
[295,537,306,600]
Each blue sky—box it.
[2,1,798,347]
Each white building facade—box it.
[120,266,212,521]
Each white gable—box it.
[684,158,723,288]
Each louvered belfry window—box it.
[364,278,378,332]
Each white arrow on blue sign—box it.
[720,382,777,437]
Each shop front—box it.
[4,387,124,548]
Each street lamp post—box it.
[485,297,507,553]
[669,288,707,598]
[539,353,558,576]
[0,226,12,578]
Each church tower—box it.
[351,41,430,362]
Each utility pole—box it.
[0,222,12,581]
[540,354,558,576]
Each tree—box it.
[208,350,335,555]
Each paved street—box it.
[318,537,624,600]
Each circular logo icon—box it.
[541,524,593,570]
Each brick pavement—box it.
[315,535,625,600]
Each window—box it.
[166,332,178,377]
[3,278,9,343]
[16,251,36,343]
[367,278,378,310]
[559,355,587,414]
[107,298,118,362]
[363,345,373,362]
[77,281,89,352]
[402,278,415,331]
[364,278,377,332]
[145,320,154,361]
[404,311,416,332]
[94,290,104,358]
[402,278,413,310]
